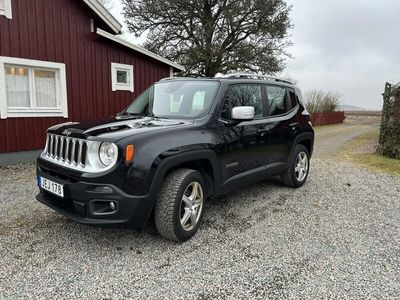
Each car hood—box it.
[47,116,194,141]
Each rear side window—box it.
[266,85,288,116]
[221,84,263,119]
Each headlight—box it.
[98,142,118,166]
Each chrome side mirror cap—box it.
[231,106,255,121]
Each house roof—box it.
[82,0,122,34]
[96,29,185,71]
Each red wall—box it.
[311,112,346,126]
[0,0,170,153]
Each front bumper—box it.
[36,167,153,228]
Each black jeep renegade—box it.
[36,74,314,241]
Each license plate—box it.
[39,176,64,198]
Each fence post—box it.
[394,89,400,157]
[379,82,400,158]
[378,83,391,150]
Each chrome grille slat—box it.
[44,135,50,155]
[49,135,54,157]
[77,141,83,166]
[54,136,59,159]
[71,139,76,164]
[60,137,64,161]
[66,138,71,163]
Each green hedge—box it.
[378,82,400,159]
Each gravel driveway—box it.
[313,114,380,157]
[0,158,399,299]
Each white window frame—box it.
[0,0,12,19]
[0,56,68,119]
[111,62,134,92]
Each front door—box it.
[217,83,270,183]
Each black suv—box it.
[36,74,314,241]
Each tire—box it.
[281,144,310,188]
[154,168,206,242]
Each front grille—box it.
[45,134,88,167]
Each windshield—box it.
[125,80,220,119]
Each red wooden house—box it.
[0,0,183,165]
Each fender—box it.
[147,149,221,200]
[290,132,315,158]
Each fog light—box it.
[90,200,119,215]
[93,186,113,193]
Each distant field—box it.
[344,110,382,117]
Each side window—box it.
[266,85,288,116]
[221,84,263,119]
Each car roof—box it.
[160,76,295,88]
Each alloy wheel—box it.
[180,181,204,231]
[295,151,308,182]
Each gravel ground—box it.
[0,159,399,299]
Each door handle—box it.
[257,128,270,136]
[289,122,299,130]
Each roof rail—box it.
[216,73,293,85]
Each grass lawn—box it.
[338,130,400,176]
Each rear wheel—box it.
[281,145,310,188]
[154,169,205,241]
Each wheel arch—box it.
[292,132,314,158]
[149,150,221,200]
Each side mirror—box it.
[231,106,255,121]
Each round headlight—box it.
[98,142,118,166]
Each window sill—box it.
[112,84,134,92]
[2,110,68,119]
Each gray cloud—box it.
[284,0,400,109]
[113,0,400,109]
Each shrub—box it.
[304,89,341,113]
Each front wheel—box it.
[281,145,310,188]
[154,169,205,241]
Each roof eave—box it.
[83,0,122,34]
[96,29,185,71]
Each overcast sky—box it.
[111,0,400,110]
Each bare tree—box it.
[97,0,115,11]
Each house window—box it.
[0,0,12,19]
[111,62,134,92]
[0,57,68,119]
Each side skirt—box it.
[220,162,287,195]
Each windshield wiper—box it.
[117,111,147,118]
[118,111,170,120]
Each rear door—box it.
[264,85,299,165]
